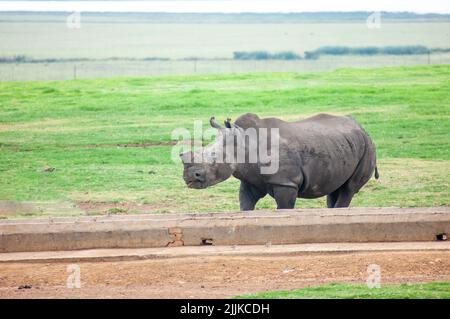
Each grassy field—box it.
[236,282,450,299]
[0,64,449,217]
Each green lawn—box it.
[0,65,449,217]
[236,282,450,299]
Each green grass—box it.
[236,282,450,299]
[0,65,449,217]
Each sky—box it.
[0,0,449,14]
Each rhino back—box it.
[235,113,374,198]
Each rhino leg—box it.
[239,181,266,211]
[272,185,298,209]
[332,186,355,208]
[326,190,339,208]
[331,142,374,208]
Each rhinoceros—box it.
[180,113,378,210]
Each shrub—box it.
[233,50,301,60]
[0,55,29,63]
[304,51,320,60]
[314,46,351,55]
[304,45,445,59]
[381,45,429,55]
[271,51,301,60]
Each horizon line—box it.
[1,1,449,14]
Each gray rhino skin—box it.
[181,113,378,210]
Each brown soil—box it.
[1,251,449,299]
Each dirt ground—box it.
[1,251,449,298]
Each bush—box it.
[271,51,301,60]
[304,45,441,59]
[431,48,450,53]
[354,47,380,55]
[381,45,429,55]
[314,46,351,55]
[233,50,301,60]
[0,55,29,63]
[304,51,320,60]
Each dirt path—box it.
[1,251,449,298]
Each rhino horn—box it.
[210,117,223,129]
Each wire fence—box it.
[1,54,450,81]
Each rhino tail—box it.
[374,166,379,179]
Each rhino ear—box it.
[224,117,243,132]
[179,151,194,164]
[204,152,216,164]
[224,118,232,128]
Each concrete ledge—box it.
[0,207,449,253]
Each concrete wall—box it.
[0,207,449,252]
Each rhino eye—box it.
[207,155,216,164]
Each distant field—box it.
[1,13,449,59]
[1,12,450,80]
[0,65,449,218]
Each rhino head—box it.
[180,117,241,189]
